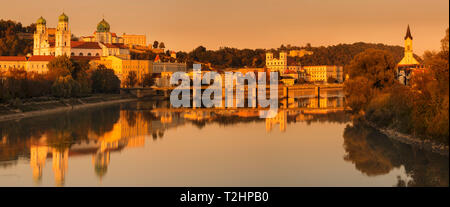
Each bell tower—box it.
[33,17,47,55]
[55,13,71,56]
[398,25,419,65]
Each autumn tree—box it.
[142,73,155,87]
[153,40,159,49]
[124,71,137,88]
[159,42,165,49]
[47,55,74,81]
[90,65,120,93]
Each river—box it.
[0,95,448,186]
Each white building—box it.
[33,14,129,58]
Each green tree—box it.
[327,77,337,84]
[142,73,155,87]
[124,71,137,88]
[47,55,74,81]
[159,42,165,49]
[51,75,81,98]
[346,48,397,90]
[153,40,159,49]
[344,76,374,113]
[90,65,120,93]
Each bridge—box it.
[121,84,344,99]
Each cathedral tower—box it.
[33,17,47,55]
[55,13,71,56]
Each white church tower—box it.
[33,17,48,55]
[55,13,71,56]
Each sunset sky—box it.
[1,0,448,54]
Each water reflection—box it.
[0,95,447,186]
[343,119,449,187]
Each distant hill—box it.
[175,42,414,69]
[296,42,408,67]
[1,19,416,70]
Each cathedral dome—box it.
[97,19,110,32]
[36,16,46,25]
[58,13,69,22]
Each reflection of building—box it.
[52,148,68,187]
[266,111,287,132]
[396,25,426,85]
[30,145,48,184]
[30,143,69,186]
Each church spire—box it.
[405,24,413,40]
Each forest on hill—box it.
[0,20,35,56]
[137,42,414,70]
[1,19,419,70]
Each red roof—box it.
[28,55,55,61]
[71,41,102,49]
[154,54,160,62]
[71,56,100,61]
[0,56,27,61]
[111,33,117,37]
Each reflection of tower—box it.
[92,151,110,179]
[52,148,68,187]
[265,110,287,132]
[30,145,49,184]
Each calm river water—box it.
[0,95,448,186]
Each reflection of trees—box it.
[343,119,449,186]
[0,105,121,164]
[289,111,350,125]
[125,111,137,127]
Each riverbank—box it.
[363,119,449,157]
[0,94,137,122]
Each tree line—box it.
[0,56,121,103]
[132,43,411,70]
[344,28,449,144]
[0,20,35,56]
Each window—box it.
[71,52,75,56]
[95,53,99,56]
[79,53,83,56]
[88,53,92,56]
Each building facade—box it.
[33,14,130,58]
[288,49,313,57]
[266,51,288,73]
[302,65,343,83]
[122,34,146,47]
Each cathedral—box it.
[33,13,130,58]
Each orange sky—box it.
[1,0,448,55]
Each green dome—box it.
[97,19,110,32]
[36,16,46,25]
[58,13,69,22]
